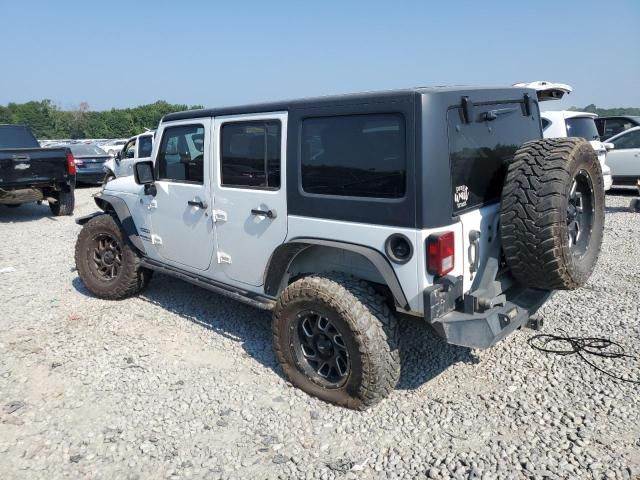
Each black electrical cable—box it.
[528,330,640,385]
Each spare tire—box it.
[500,137,604,290]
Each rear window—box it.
[0,125,39,149]
[565,117,599,141]
[448,104,540,213]
[301,114,406,198]
[70,144,107,156]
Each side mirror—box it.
[134,161,156,196]
[126,149,135,159]
[115,151,122,160]
[604,142,615,151]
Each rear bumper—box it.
[76,170,104,183]
[425,278,552,349]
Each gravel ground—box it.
[0,186,639,480]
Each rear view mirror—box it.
[134,160,155,185]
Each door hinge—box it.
[213,210,227,222]
[151,234,163,245]
[217,252,232,264]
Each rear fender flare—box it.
[264,238,409,310]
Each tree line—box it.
[569,104,640,117]
[0,100,203,139]
[1,100,638,140]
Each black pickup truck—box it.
[0,124,75,215]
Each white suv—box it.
[514,81,613,191]
[74,86,605,409]
[540,110,613,191]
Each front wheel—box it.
[75,214,152,299]
[272,274,400,410]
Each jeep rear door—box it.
[211,112,288,287]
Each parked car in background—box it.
[0,124,75,215]
[103,131,155,183]
[540,111,613,191]
[604,126,640,186]
[595,116,640,141]
[100,139,127,157]
[67,144,111,184]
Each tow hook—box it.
[526,316,544,330]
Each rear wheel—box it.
[75,214,152,299]
[500,138,605,290]
[272,274,400,410]
[49,189,75,216]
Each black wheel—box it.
[500,138,605,290]
[272,274,400,410]
[75,214,152,299]
[49,189,75,216]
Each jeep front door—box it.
[149,119,214,271]
[212,112,287,286]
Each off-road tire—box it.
[49,189,75,216]
[272,273,400,410]
[75,213,152,299]
[500,137,605,290]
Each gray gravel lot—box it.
[0,187,639,480]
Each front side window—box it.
[138,135,153,158]
[612,130,640,150]
[220,121,281,189]
[565,117,600,141]
[157,124,205,183]
[301,114,406,198]
[124,139,136,158]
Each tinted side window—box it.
[448,104,540,213]
[138,135,153,158]
[157,124,204,183]
[541,118,551,131]
[301,114,406,198]
[220,121,281,189]
[612,130,640,149]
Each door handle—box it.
[188,199,208,209]
[251,208,276,218]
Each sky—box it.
[1,0,638,111]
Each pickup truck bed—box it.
[0,124,76,215]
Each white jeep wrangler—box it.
[75,86,605,409]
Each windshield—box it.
[565,117,599,141]
[69,144,107,156]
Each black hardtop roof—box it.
[162,85,534,122]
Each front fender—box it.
[89,192,146,254]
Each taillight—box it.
[427,231,455,277]
[66,151,77,176]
